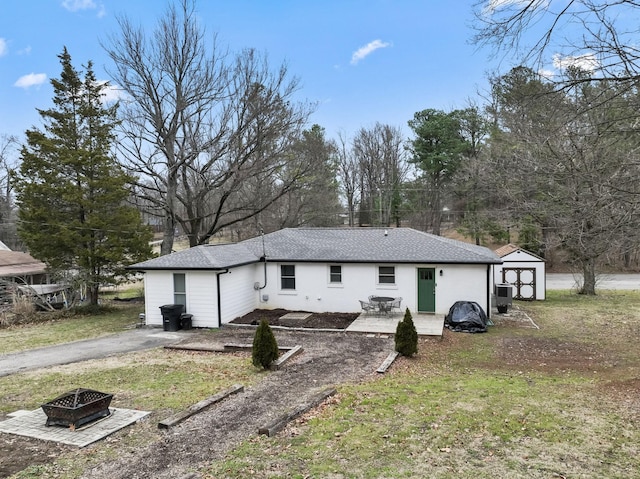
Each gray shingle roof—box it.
[129,228,501,270]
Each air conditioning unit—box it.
[495,283,513,313]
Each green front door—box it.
[417,268,436,313]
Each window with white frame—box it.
[329,265,342,284]
[173,273,186,308]
[280,264,296,290]
[378,266,395,284]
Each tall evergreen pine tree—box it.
[14,48,153,306]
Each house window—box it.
[329,265,342,284]
[281,265,296,290]
[378,266,395,284]
[173,273,186,308]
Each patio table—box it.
[370,296,395,315]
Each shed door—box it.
[417,268,436,313]
[502,268,536,300]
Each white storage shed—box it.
[494,244,546,300]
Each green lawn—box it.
[4,291,640,478]
[1,303,261,479]
[0,304,143,354]
[204,290,640,478]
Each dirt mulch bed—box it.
[77,328,394,479]
[229,308,359,329]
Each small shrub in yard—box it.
[395,308,418,357]
[252,319,279,369]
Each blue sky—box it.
[1,0,506,143]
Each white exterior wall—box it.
[143,270,217,328]
[255,262,492,316]
[219,264,260,324]
[493,250,545,300]
[143,270,174,327]
[143,261,494,328]
[434,264,492,315]
[184,271,217,327]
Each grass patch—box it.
[3,347,260,479]
[0,304,141,354]
[100,282,144,300]
[203,291,640,478]
[0,348,257,414]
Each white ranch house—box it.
[130,228,503,329]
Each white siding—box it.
[185,271,217,327]
[493,250,546,300]
[434,264,491,314]
[143,270,174,327]
[254,262,491,316]
[219,264,259,324]
[143,270,217,328]
[143,261,494,327]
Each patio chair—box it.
[390,297,402,314]
[378,301,392,315]
[359,300,375,315]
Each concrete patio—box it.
[0,407,150,448]
[346,312,444,336]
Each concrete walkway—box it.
[346,313,444,336]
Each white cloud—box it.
[538,68,555,80]
[61,0,96,11]
[61,0,105,16]
[0,38,7,57]
[350,39,391,65]
[14,73,47,89]
[97,81,128,103]
[552,53,599,72]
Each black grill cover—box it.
[444,301,488,333]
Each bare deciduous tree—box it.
[352,123,409,227]
[336,131,360,227]
[473,1,640,85]
[0,134,21,249]
[104,0,315,253]
[487,66,640,294]
[264,125,341,230]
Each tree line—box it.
[5,0,640,298]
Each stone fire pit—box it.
[41,388,113,429]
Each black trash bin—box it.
[180,313,193,330]
[160,304,184,331]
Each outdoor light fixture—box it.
[439,269,443,277]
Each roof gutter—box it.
[216,269,230,328]
[254,256,267,290]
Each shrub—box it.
[252,319,279,369]
[395,307,418,357]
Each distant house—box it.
[0,249,50,303]
[0,250,48,286]
[494,243,546,300]
[129,228,503,328]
